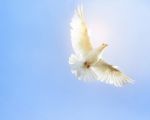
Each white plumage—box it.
[69,6,133,87]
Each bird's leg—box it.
[83,61,91,69]
[97,43,108,57]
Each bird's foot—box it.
[101,43,108,48]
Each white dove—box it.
[69,6,133,87]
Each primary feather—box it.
[92,60,133,87]
[69,6,134,87]
[70,6,92,58]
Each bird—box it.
[69,6,134,87]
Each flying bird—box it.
[69,6,133,87]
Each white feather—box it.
[69,6,134,87]
[69,54,97,81]
[70,6,92,58]
[92,60,134,87]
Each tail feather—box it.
[69,54,97,81]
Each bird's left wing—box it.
[70,6,93,58]
[92,60,133,87]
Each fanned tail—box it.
[69,54,97,81]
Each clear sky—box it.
[1,0,150,120]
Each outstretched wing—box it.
[70,6,93,58]
[92,60,133,87]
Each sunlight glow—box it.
[87,19,111,48]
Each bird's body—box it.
[69,6,133,87]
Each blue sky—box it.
[0,0,150,120]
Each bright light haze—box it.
[0,0,150,120]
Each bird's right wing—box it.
[70,6,93,58]
[92,60,133,87]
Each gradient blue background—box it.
[1,0,150,120]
